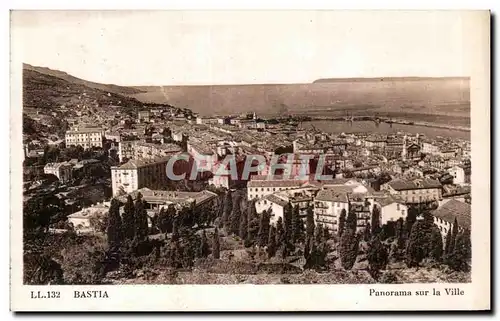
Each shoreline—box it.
[305,116,470,132]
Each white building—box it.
[43,162,73,183]
[313,188,350,231]
[67,202,110,233]
[111,156,170,196]
[65,127,104,149]
[421,142,441,155]
[447,165,466,185]
[247,176,304,201]
[375,195,408,225]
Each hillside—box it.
[23,68,144,110]
[130,78,470,118]
[23,63,145,96]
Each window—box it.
[396,204,400,210]
[337,203,340,207]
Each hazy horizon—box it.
[13,11,475,86]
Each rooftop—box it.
[432,199,471,229]
[387,178,442,191]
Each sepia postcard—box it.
[10,10,490,311]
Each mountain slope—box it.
[23,63,145,96]
[23,68,145,110]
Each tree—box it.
[26,254,64,285]
[239,203,248,240]
[405,220,433,267]
[306,206,315,240]
[212,227,221,259]
[338,208,347,237]
[245,200,258,245]
[257,209,271,247]
[229,194,242,235]
[429,226,444,262]
[291,205,303,244]
[339,229,359,270]
[134,193,149,241]
[363,222,371,242]
[198,230,210,258]
[371,206,381,235]
[446,229,471,271]
[449,218,459,254]
[315,223,324,244]
[444,228,453,255]
[405,206,418,236]
[284,202,293,244]
[122,195,135,241]
[395,218,406,248]
[346,209,357,233]
[221,190,233,229]
[106,198,123,251]
[323,226,330,242]
[267,226,277,258]
[367,236,388,279]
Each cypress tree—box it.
[395,217,405,248]
[106,198,123,251]
[212,227,221,259]
[229,194,242,235]
[221,190,233,229]
[291,205,303,244]
[284,202,293,243]
[323,226,330,241]
[267,226,277,258]
[429,225,444,262]
[346,209,357,233]
[405,206,418,236]
[367,235,388,279]
[306,206,315,240]
[171,216,179,242]
[315,223,324,244]
[134,193,149,241]
[122,195,135,241]
[339,229,359,270]
[405,220,431,267]
[371,206,381,235]
[246,199,258,243]
[239,203,248,240]
[449,217,459,254]
[198,230,210,258]
[364,222,371,242]
[257,209,271,247]
[338,208,347,237]
[444,228,453,254]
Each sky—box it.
[11,10,476,86]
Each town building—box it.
[375,195,408,225]
[43,162,73,183]
[67,202,110,233]
[382,178,442,204]
[313,187,350,231]
[116,188,218,226]
[247,176,304,201]
[111,156,171,196]
[65,127,104,149]
[138,110,151,123]
[447,165,466,185]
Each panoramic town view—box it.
[20,12,472,286]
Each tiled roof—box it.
[114,156,171,170]
[315,189,349,203]
[432,200,471,229]
[387,178,442,191]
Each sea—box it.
[301,120,470,141]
